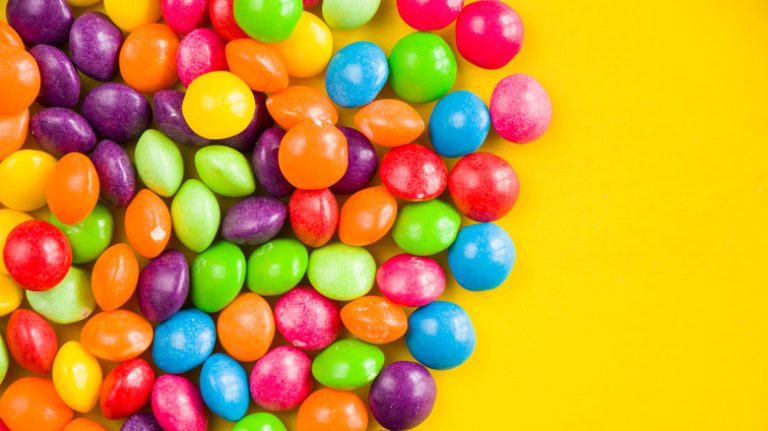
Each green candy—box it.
[171,179,220,253]
[0,335,8,385]
[233,413,287,431]
[234,0,302,43]
[26,267,95,324]
[135,129,184,197]
[392,199,461,255]
[388,32,457,103]
[194,145,256,197]
[49,203,113,264]
[322,0,380,29]
[247,239,308,296]
[192,241,246,313]
[311,338,384,390]
[307,243,375,301]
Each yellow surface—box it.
[3,0,768,430]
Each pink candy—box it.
[490,73,552,144]
[376,254,446,307]
[397,0,463,31]
[249,346,313,411]
[455,0,523,69]
[176,28,227,87]
[274,286,342,350]
[161,0,209,34]
[151,374,207,431]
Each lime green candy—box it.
[26,267,95,324]
[49,203,113,264]
[194,145,256,197]
[307,243,375,301]
[233,413,287,431]
[311,338,384,390]
[0,335,8,385]
[192,241,246,312]
[388,32,457,103]
[171,179,220,253]
[234,0,302,43]
[247,239,308,296]
[135,129,184,197]
[392,199,461,256]
[322,0,380,29]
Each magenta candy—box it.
[490,73,552,144]
[90,139,137,208]
[455,0,523,69]
[153,90,211,147]
[252,128,294,198]
[5,0,73,46]
[82,83,153,143]
[274,286,341,350]
[376,254,445,307]
[161,0,209,34]
[30,107,97,157]
[222,196,287,246]
[151,374,208,431]
[176,28,228,87]
[329,127,378,195]
[138,250,190,322]
[249,346,313,411]
[397,0,463,30]
[218,92,273,152]
[379,143,447,202]
[29,45,80,109]
[69,12,123,82]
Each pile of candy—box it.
[0,0,552,429]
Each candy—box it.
[104,0,161,31]
[52,341,103,412]
[266,86,338,130]
[455,0,523,69]
[271,12,333,78]
[31,108,97,157]
[406,300,475,369]
[100,359,155,420]
[279,120,348,189]
[338,186,397,246]
[90,139,137,207]
[0,275,23,315]
[368,361,437,430]
[46,152,100,225]
[253,128,294,198]
[120,23,180,93]
[388,32,457,103]
[68,12,121,82]
[125,189,172,258]
[121,413,163,431]
[81,83,152,143]
[0,150,56,211]
[392,200,461,255]
[448,152,519,221]
[63,419,107,431]
[138,250,189,322]
[217,293,275,361]
[153,90,210,147]
[377,254,445,307]
[91,243,139,312]
[6,309,58,373]
[354,99,424,147]
[0,46,39,115]
[151,374,208,431]
[233,413,287,431]
[4,220,71,291]
[210,0,249,41]
[311,339,384,389]
[0,377,73,431]
[200,353,249,421]
[325,42,388,108]
[274,286,341,350]
[0,21,23,48]
[161,0,209,34]
[226,39,289,93]
[182,71,256,139]
[80,310,153,361]
[50,203,114,264]
[330,127,378,194]
[288,189,339,247]
[380,143,447,201]
[177,28,228,87]
[26,267,95,324]
[5,0,73,46]
[246,238,307,296]
[448,222,516,291]
[191,241,246,313]
[29,45,80,108]
[490,73,552,143]
[219,92,273,151]
[308,243,376,300]
[322,0,379,29]
[397,0,462,30]
[152,308,216,373]
[171,179,220,252]
[0,209,32,275]
[0,109,29,161]
[429,90,490,157]
[296,389,368,431]
[233,0,302,43]
[249,345,313,411]
[223,197,287,246]
[195,145,256,197]
[340,296,408,344]
[0,336,6,384]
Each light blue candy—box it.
[325,41,388,108]
[447,222,515,291]
[200,353,249,422]
[406,301,475,370]
[152,308,216,374]
[428,90,490,157]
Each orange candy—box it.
[62,418,107,431]
[217,293,275,362]
[354,99,425,147]
[46,152,100,225]
[0,377,74,431]
[91,243,139,311]
[80,310,153,362]
[340,296,408,344]
[339,186,397,246]
[0,21,23,49]
[279,120,348,190]
[125,189,172,258]
[296,389,368,431]
[119,23,180,93]
[0,45,40,115]
[0,108,29,161]
[266,86,338,130]
[225,39,289,93]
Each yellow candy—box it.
[0,209,33,275]
[0,275,23,316]
[271,11,333,78]
[103,0,161,31]
[0,150,57,212]
[182,71,256,140]
[67,0,102,6]
[52,341,103,413]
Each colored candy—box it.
[217,293,275,362]
[152,308,216,373]
[31,108,97,157]
[0,21,23,48]
[312,339,384,389]
[354,99,424,147]
[191,241,246,313]
[223,197,287,246]
[339,186,397,246]
[246,238,307,296]
[195,145,256,197]
[119,23,180,93]
[50,203,114,264]
[138,250,189,322]
[104,0,162,31]
[151,374,208,431]
[274,286,341,350]
[4,220,72,291]
[249,345,313,411]
[296,389,368,431]
[46,152,100,225]
[0,377,73,431]
[52,341,103,412]
[63,419,107,431]
[121,413,163,431]
[322,0,380,29]
[455,0,524,69]
[90,139,137,208]
[226,39,289,93]
[171,179,221,252]
[5,0,73,46]
[124,189,172,258]
[6,309,58,373]
[233,413,287,431]
[368,361,437,430]
[490,73,552,143]
[379,143,447,201]
[397,0,463,30]
[406,300,476,369]
[91,243,139,312]
[80,310,153,362]
[200,353,249,421]
[0,209,33,275]
[392,200,461,256]
[0,275,23,316]
[278,120,348,189]
[99,359,155,419]
[233,0,303,43]
[330,127,378,194]
[81,83,152,143]
[448,222,516,291]
[340,296,408,344]
[162,0,209,34]
[388,32,457,103]
[182,71,256,139]
[0,150,56,211]
[0,336,6,385]
[429,90,490,157]
[0,45,39,116]
[219,91,274,151]
[153,90,210,147]
[267,86,338,130]
[210,0,249,41]
[176,28,228,87]
[376,254,445,306]
[0,109,28,161]
[271,12,333,78]
[449,151,519,221]
[26,267,95,324]
[325,42,388,108]
[253,128,294,198]
[69,12,123,82]
[29,45,80,109]
[308,243,376,300]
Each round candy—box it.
[455,0,523,69]
[247,239,307,296]
[119,23,180,93]
[200,353,249,421]
[354,99,424,147]
[138,250,189,322]
[271,11,333,78]
[0,275,24,316]
[388,32,457,103]
[253,128,294,198]
[0,46,39,115]
[177,28,228,87]
[218,91,273,152]
[46,152,100,225]
[368,361,437,430]
[0,21,23,48]
[191,241,246,313]
[429,90,490,157]
[153,90,210,147]
[223,197,286,246]
[80,310,153,362]
[171,179,220,253]
[274,286,341,350]
[69,12,123,82]
[448,152,519,221]
[121,413,163,431]
[406,300,476,369]
[125,189,172,258]
[0,108,29,161]
[31,107,97,157]
[91,243,139,311]
[311,339,384,390]
[195,145,256,197]
[81,83,152,143]
[90,140,136,208]
[210,0,249,41]
[152,308,216,374]
[397,0,462,30]
[182,71,256,139]
[233,0,302,43]
[6,309,58,373]
[376,254,445,306]
[0,209,33,275]
[217,293,275,362]
[325,42,388,108]
[288,189,338,248]
[0,377,73,431]
[233,413,287,431]
[296,389,368,431]
[5,0,73,46]
[29,45,80,108]
[63,418,107,431]
[278,120,348,190]
[379,143,447,201]
[340,296,408,344]
[104,0,161,31]
[4,220,71,291]
[339,186,397,246]
[52,341,103,412]
[392,200,461,256]
[26,267,95,324]
[266,86,338,130]
[490,73,552,143]
[162,0,209,34]
[308,243,376,301]
[225,39,289,93]
[99,359,155,420]
[151,375,208,431]
[0,150,56,211]
[448,222,516,291]
[249,346,312,411]
[322,0,379,29]
[330,127,378,194]
[49,203,114,264]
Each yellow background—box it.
[3,0,768,430]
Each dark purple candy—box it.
[69,12,123,82]
[120,412,163,431]
[28,45,80,109]
[30,107,96,157]
[217,92,273,152]
[81,83,152,143]
[369,361,437,431]
[330,126,379,194]
[138,250,189,322]
[252,128,294,198]
[5,0,73,46]
[90,140,136,208]
[153,90,210,147]
[222,196,287,246]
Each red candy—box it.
[455,0,524,69]
[288,188,339,248]
[448,152,519,221]
[6,309,58,373]
[176,28,228,87]
[209,0,249,41]
[397,0,463,31]
[274,286,341,350]
[100,358,155,419]
[161,0,209,34]
[3,220,72,291]
[379,143,447,201]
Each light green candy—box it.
[247,239,308,296]
[171,179,220,253]
[311,338,384,390]
[135,129,184,197]
[49,203,113,264]
[195,145,256,197]
[392,199,461,256]
[322,0,380,29]
[0,335,8,385]
[307,242,375,301]
[233,413,287,431]
[192,241,246,313]
[26,267,95,324]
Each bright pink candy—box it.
[151,374,208,431]
[176,28,228,87]
[161,0,209,34]
[449,152,519,222]
[209,0,249,41]
[249,346,313,411]
[490,73,552,144]
[455,0,523,69]
[376,254,445,307]
[274,286,341,350]
[397,0,463,30]
[379,143,447,202]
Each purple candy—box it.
[218,92,273,152]
[369,361,437,431]
[82,83,152,143]
[69,12,123,82]
[252,128,294,198]
[138,250,190,322]
[6,0,73,46]
[90,140,137,208]
[120,412,163,431]
[330,126,378,194]
[30,107,96,157]
[28,45,80,109]
[153,90,210,147]
[222,196,287,246]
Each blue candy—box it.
[428,90,490,157]
[152,308,216,374]
[325,41,388,108]
[200,353,249,422]
[406,301,476,370]
[448,222,515,291]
